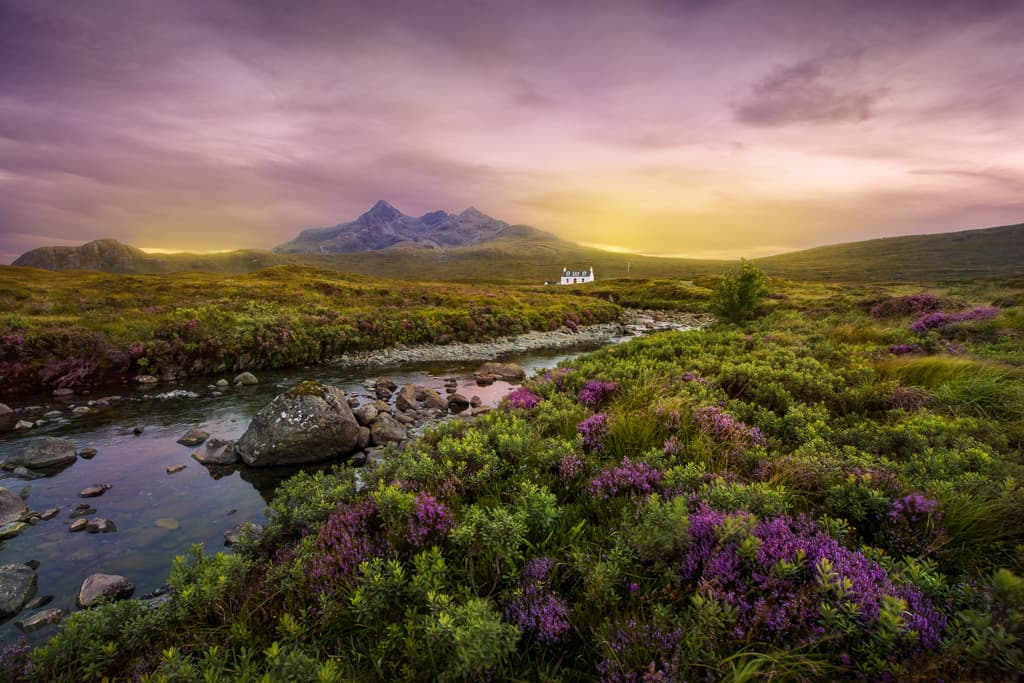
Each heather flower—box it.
[506,557,571,644]
[662,435,684,457]
[589,457,662,499]
[680,371,710,386]
[871,294,943,319]
[957,306,999,322]
[579,379,619,407]
[558,454,585,480]
[406,492,453,548]
[887,343,924,356]
[886,493,947,557]
[506,386,542,410]
[909,311,956,333]
[677,505,946,656]
[578,413,610,452]
[693,405,767,449]
[309,500,390,596]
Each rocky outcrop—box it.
[224,521,265,547]
[3,437,77,471]
[234,372,259,386]
[396,384,448,412]
[0,564,37,617]
[77,573,134,608]
[235,381,361,466]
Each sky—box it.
[1,0,1023,264]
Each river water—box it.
[0,340,629,645]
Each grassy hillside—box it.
[0,265,620,394]
[11,222,1024,283]
[755,223,1024,281]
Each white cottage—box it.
[559,266,595,285]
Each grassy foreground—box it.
[0,265,620,394]
[5,277,1023,680]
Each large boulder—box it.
[4,437,77,471]
[0,564,37,617]
[473,362,526,383]
[77,573,134,609]
[0,488,27,526]
[235,381,361,466]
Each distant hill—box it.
[754,223,1024,281]
[13,239,285,275]
[11,218,1024,283]
[274,200,561,253]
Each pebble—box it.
[69,519,88,532]
[23,595,53,610]
[79,484,112,498]
[72,406,91,415]
[13,420,33,430]
[52,388,74,398]
[154,518,179,530]
[70,504,96,519]
[16,608,64,633]
[86,518,116,533]
[166,464,187,474]
[78,447,97,459]
[0,522,27,540]
[39,508,59,521]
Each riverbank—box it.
[330,309,713,366]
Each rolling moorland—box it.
[2,268,1022,681]
[13,202,1024,283]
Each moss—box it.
[286,380,331,399]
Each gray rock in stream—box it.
[3,437,77,471]
[370,413,407,445]
[0,488,27,526]
[177,428,210,447]
[235,381,361,466]
[77,573,134,609]
[16,608,64,632]
[0,564,37,618]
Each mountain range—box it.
[10,202,1024,282]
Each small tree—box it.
[712,259,767,323]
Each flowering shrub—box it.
[887,493,947,557]
[693,405,767,449]
[578,379,619,406]
[588,457,663,499]
[911,306,1000,333]
[578,413,610,452]
[406,492,453,549]
[679,506,945,674]
[506,386,542,410]
[309,500,389,596]
[887,343,924,355]
[505,557,572,644]
[870,294,943,319]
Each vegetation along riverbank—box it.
[6,272,1023,680]
[0,265,622,396]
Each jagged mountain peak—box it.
[275,201,542,254]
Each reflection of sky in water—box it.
[0,343,601,644]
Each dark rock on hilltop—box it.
[235,381,361,466]
[274,200,560,254]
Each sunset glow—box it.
[1,0,1022,263]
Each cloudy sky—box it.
[1,0,1023,263]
